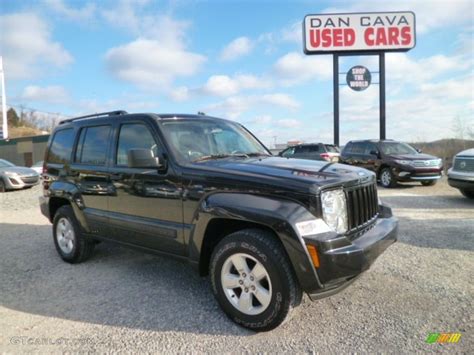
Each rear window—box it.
[325,145,339,153]
[48,128,75,164]
[75,125,111,165]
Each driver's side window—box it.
[282,147,295,157]
[116,123,160,166]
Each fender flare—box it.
[188,192,323,290]
[48,180,90,232]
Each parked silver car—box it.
[0,159,40,192]
[448,148,474,199]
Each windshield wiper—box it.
[246,152,271,157]
[193,153,249,162]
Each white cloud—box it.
[0,13,73,79]
[205,93,300,119]
[45,0,96,22]
[251,115,272,125]
[21,85,70,104]
[220,37,254,61]
[169,86,190,102]
[273,52,333,86]
[201,74,270,97]
[277,119,302,128]
[103,3,206,90]
[323,0,473,35]
[105,38,206,88]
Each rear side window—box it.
[351,142,367,154]
[307,145,320,153]
[116,123,159,166]
[75,125,111,165]
[48,128,75,164]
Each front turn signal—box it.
[306,245,320,268]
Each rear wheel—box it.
[210,228,302,331]
[380,167,397,188]
[461,189,474,199]
[53,205,95,263]
[0,179,5,192]
[421,180,437,186]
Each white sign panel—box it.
[303,11,416,54]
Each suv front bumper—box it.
[303,209,398,300]
[448,169,474,190]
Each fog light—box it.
[306,245,320,268]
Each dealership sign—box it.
[303,12,416,54]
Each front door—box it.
[107,121,185,255]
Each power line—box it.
[6,103,72,118]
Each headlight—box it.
[321,189,348,234]
[4,171,19,177]
[394,159,411,166]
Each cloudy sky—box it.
[1,0,472,146]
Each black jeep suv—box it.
[341,140,443,188]
[40,111,398,331]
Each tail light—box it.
[320,153,331,161]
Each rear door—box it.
[70,124,114,236]
[107,119,185,255]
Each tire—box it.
[0,178,5,192]
[421,180,437,186]
[210,228,302,331]
[53,205,95,263]
[461,189,474,199]
[379,167,397,188]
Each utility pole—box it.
[0,56,8,140]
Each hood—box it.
[189,156,375,193]
[388,153,439,160]
[456,148,474,157]
[0,166,39,176]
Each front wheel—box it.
[53,205,95,263]
[210,229,302,331]
[421,180,437,186]
[380,167,397,188]
[461,189,474,199]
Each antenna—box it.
[0,56,7,140]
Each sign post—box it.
[303,11,416,145]
[0,56,8,140]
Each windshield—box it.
[0,159,15,168]
[160,119,269,163]
[380,142,418,155]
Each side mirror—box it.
[416,148,422,153]
[127,149,161,168]
[369,150,379,157]
[278,151,283,156]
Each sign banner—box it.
[346,65,371,91]
[303,11,416,54]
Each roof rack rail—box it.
[59,110,128,124]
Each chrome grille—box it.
[412,160,440,168]
[345,183,378,231]
[453,157,474,172]
[21,176,39,184]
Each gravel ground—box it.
[0,179,472,353]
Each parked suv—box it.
[341,140,443,188]
[448,148,474,199]
[40,111,397,331]
[279,143,340,162]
